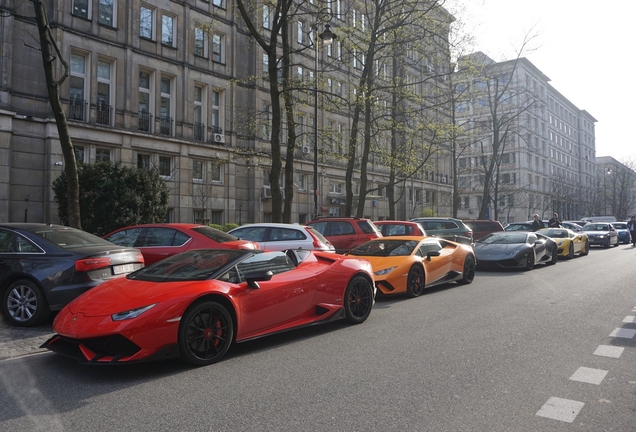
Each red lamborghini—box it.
[41,249,375,366]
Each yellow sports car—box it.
[537,228,589,258]
[346,236,475,297]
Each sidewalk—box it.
[0,313,55,360]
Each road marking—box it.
[569,367,608,385]
[609,328,636,338]
[536,397,585,423]
[622,316,636,323]
[594,345,624,358]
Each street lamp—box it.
[313,24,336,220]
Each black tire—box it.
[178,301,234,366]
[525,252,535,271]
[604,238,610,248]
[2,279,49,326]
[614,238,619,247]
[457,256,475,285]
[547,247,558,265]
[567,243,574,259]
[344,275,374,324]
[406,265,426,298]
[581,239,589,256]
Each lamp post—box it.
[313,24,335,220]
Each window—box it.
[212,34,223,63]
[463,196,470,208]
[194,27,206,57]
[137,153,150,169]
[159,156,172,178]
[193,160,204,182]
[263,5,271,29]
[73,0,90,19]
[98,0,115,27]
[211,162,222,182]
[262,103,271,139]
[212,0,224,7]
[69,53,87,121]
[296,174,305,191]
[162,14,175,46]
[140,6,154,39]
[329,183,342,194]
[160,76,173,135]
[74,145,86,164]
[194,85,205,141]
[96,60,112,125]
[138,70,153,132]
[297,21,305,45]
[262,53,269,79]
[96,148,111,162]
[211,90,221,133]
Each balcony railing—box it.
[138,111,152,132]
[96,102,112,126]
[69,98,86,121]
[210,125,222,134]
[160,116,172,136]
[193,122,205,142]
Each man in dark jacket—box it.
[628,215,636,246]
[531,214,543,231]
[548,213,561,228]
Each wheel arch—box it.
[1,274,45,299]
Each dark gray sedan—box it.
[0,223,144,326]
[581,223,619,248]
[473,231,558,271]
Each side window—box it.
[173,231,190,246]
[280,229,305,240]
[232,227,266,242]
[333,222,355,235]
[358,221,376,234]
[16,236,41,253]
[418,242,442,256]
[0,230,14,252]
[443,222,459,229]
[309,221,327,234]
[141,228,176,247]
[105,228,143,247]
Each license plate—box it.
[113,263,135,274]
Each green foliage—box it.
[209,224,224,231]
[53,162,169,236]
[223,223,239,232]
[419,208,437,217]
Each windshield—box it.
[478,232,527,244]
[349,239,418,256]
[129,249,249,282]
[34,228,115,249]
[539,229,570,239]
[192,226,240,243]
[613,223,627,229]
[582,224,610,231]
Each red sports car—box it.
[103,223,260,265]
[42,249,375,366]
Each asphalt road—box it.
[2,244,636,431]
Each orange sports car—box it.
[346,236,475,297]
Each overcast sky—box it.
[450,0,635,163]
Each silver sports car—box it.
[473,231,558,270]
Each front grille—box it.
[78,334,141,357]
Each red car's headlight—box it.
[111,304,157,321]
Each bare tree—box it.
[30,0,81,227]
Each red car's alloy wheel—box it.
[344,276,374,324]
[178,301,234,366]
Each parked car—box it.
[0,223,144,326]
[346,236,475,297]
[462,220,504,240]
[374,220,427,237]
[409,217,473,244]
[504,221,549,231]
[42,248,375,366]
[104,223,260,265]
[473,231,558,270]
[563,220,588,228]
[537,228,589,258]
[306,217,382,254]
[228,223,334,252]
[581,222,619,248]
[610,222,631,244]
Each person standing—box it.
[531,214,543,231]
[628,215,636,246]
[548,213,561,228]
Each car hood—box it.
[583,230,610,235]
[474,242,528,257]
[67,276,216,317]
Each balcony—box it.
[138,111,152,132]
[69,98,86,121]
[96,102,112,126]
[193,122,205,142]
[160,116,173,136]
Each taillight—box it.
[135,253,145,264]
[75,257,112,272]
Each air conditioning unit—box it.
[302,146,310,154]
[213,133,225,144]
[261,186,272,199]
[442,176,447,183]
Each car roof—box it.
[231,223,306,229]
